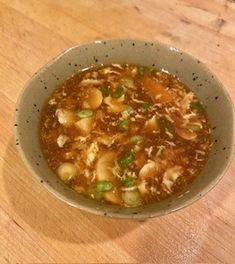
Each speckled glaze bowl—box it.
[14,39,235,219]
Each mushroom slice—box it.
[55,109,75,127]
[75,117,94,135]
[57,162,77,182]
[175,127,197,140]
[137,161,160,196]
[95,151,122,204]
[104,95,124,113]
[144,115,159,132]
[162,166,183,193]
[83,88,103,109]
[139,161,159,181]
[95,151,117,182]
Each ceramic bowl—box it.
[14,39,235,219]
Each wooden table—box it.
[0,1,235,263]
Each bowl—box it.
[14,39,235,219]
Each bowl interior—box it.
[14,39,234,219]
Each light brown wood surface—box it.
[0,0,235,263]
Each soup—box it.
[40,64,212,207]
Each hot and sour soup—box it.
[40,64,212,207]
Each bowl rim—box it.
[14,38,235,219]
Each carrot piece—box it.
[142,77,174,103]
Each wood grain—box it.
[0,0,235,263]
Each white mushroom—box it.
[83,88,103,109]
[139,160,159,180]
[75,117,94,135]
[57,162,77,182]
[55,109,75,127]
[95,151,117,181]
[144,115,159,132]
[95,151,122,204]
[137,161,160,196]
[162,166,183,193]
[57,134,69,148]
[104,95,125,113]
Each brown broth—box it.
[39,64,212,207]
